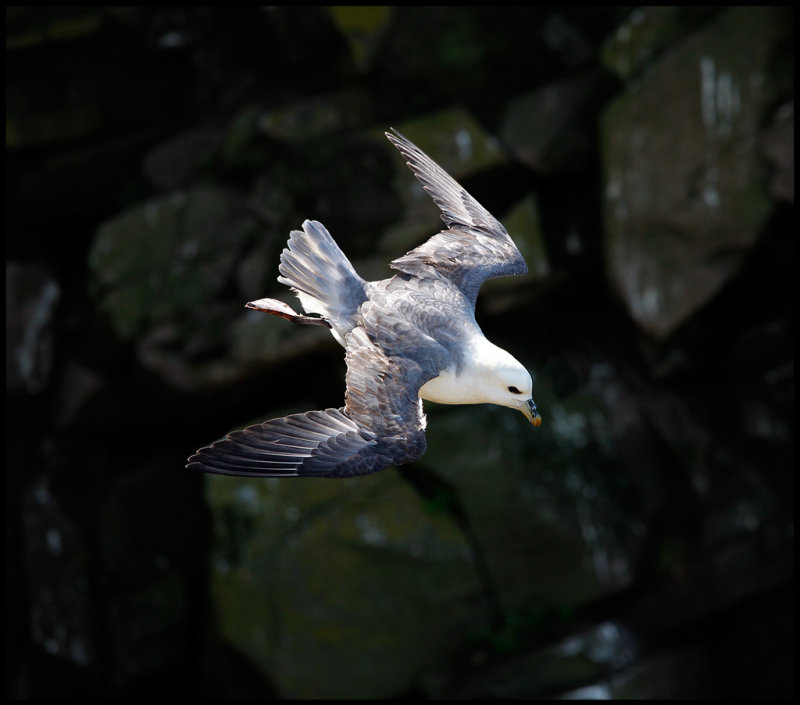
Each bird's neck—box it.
[418,335,512,405]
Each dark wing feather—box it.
[186,408,376,478]
[385,128,527,306]
[186,326,435,478]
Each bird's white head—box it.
[484,349,541,426]
[418,337,542,426]
[454,338,542,426]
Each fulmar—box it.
[187,129,541,478]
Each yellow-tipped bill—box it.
[520,398,542,427]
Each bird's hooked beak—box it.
[519,398,542,427]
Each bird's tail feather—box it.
[277,220,366,343]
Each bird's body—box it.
[187,129,540,478]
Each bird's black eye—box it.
[508,386,522,394]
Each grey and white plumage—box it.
[187,129,540,479]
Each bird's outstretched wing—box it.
[386,128,528,306]
[186,328,433,478]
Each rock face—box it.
[89,188,252,343]
[6,262,60,393]
[6,6,793,700]
[207,471,483,699]
[601,7,782,339]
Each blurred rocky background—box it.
[6,6,793,698]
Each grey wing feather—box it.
[385,128,527,306]
[187,325,433,478]
[186,408,374,477]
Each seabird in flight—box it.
[187,129,541,478]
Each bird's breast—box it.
[419,368,485,405]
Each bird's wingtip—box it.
[385,126,407,145]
